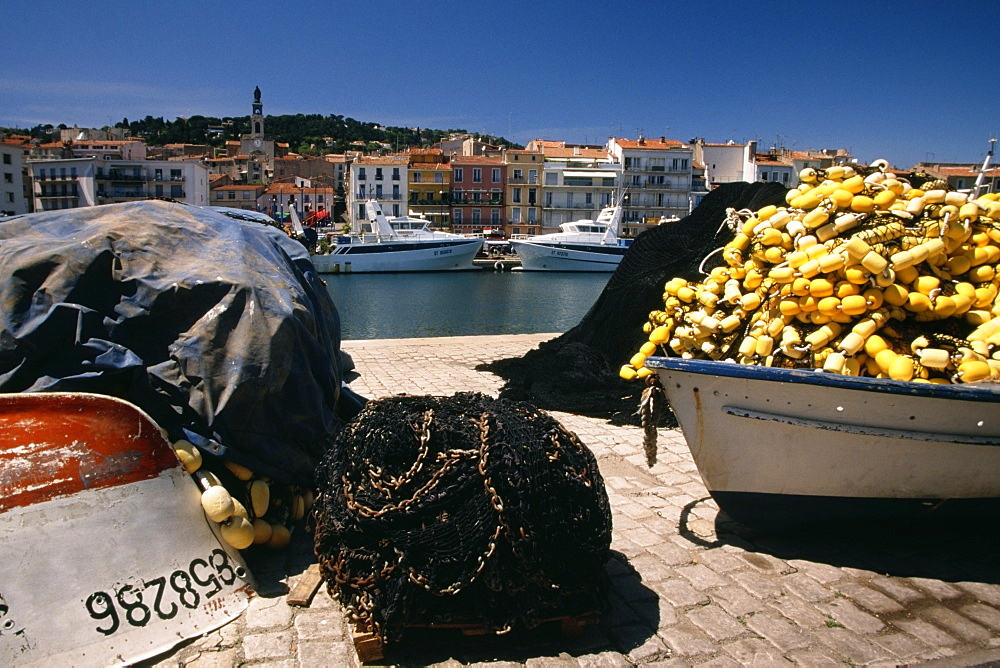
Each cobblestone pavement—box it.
[147,334,1000,667]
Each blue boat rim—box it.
[645,356,1000,403]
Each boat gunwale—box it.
[645,355,1000,403]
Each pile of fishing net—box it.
[313,392,612,647]
[481,181,789,422]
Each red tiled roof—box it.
[614,137,685,149]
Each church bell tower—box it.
[250,86,264,148]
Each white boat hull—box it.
[646,357,1000,526]
[510,240,628,272]
[311,238,482,273]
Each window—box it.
[374,168,383,180]
[392,185,399,199]
[453,209,463,224]
[527,207,537,222]
[155,185,164,197]
[3,173,11,183]
[171,184,183,198]
[5,192,13,203]
[492,168,500,182]
[243,191,251,199]
[529,169,538,184]
[545,172,557,185]
[512,168,523,180]
[375,185,383,198]
[358,168,367,180]
[434,172,443,183]
[228,191,236,199]
[472,209,482,224]
[512,208,521,223]
[491,209,500,224]
[216,191,225,199]
[171,169,182,180]
[2,154,10,164]
[358,204,366,218]
[413,173,422,182]
[453,168,463,182]
[392,168,400,181]
[585,193,592,205]
[473,168,482,183]
[392,204,400,216]
[512,188,521,203]
[528,188,536,205]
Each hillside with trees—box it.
[3,114,522,155]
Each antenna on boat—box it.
[972,137,997,199]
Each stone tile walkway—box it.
[147,334,1000,667]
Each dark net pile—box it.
[312,392,612,645]
[480,181,790,423]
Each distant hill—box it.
[3,114,522,156]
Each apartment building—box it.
[607,136,694,233]
[27,157,209,211]
[450,155,504,235]
[533,142,620,233]
[1,137,29,215]
[346,155,409,228]
[503,149,543,236]
[406,149,451,228]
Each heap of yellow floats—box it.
[621,161,1000,385]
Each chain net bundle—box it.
[312,392,612,646]
[480,181,790,422]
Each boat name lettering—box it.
[434,249,453,256]
[83,549,239,636]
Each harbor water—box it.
[323,270,611,340]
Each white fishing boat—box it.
[645,356,1000,527]
[510,193,631,272]
[311,200,483,273]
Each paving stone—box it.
[294,609,346,641]
[709,586,766,618]
[744,612,810,652]
[907,576,965,601]
[955,580,1000,607]
[241,629,294,660]
[649,578,711,608]
[868,575,927,605]
[780,571,834,603]
[726,570,783,600]
[719,637,793,665]
[816,598,885,634]
[893,616,960,647]
[836,582,905,615]
[186,648,241,668]
[868,631,930,662]
[813,627,890,666]
[245,594,294,630]
[783,647,845,666]
[921,605,993,642]
[684,604,746,641]
[766,595,829,630]
[674,563,730,591]
[656,623,716,657]
[694,549,745,574]
[960,602,1000,631]
[784,559,845,585]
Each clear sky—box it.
[3,0,998,170]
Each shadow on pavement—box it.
[369,551,659,666]
[676,497,1000,585]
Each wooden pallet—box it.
[350,612,601,663]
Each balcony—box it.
[506,176,538,185]
[105,171,145,182]
[409,197,451,206]
[452,197,504,206]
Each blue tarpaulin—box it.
[0,200,362,485]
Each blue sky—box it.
[3,0,998,169]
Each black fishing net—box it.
[312,392,612,646]
[480,181,790,422]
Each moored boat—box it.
[645,356,1000,527]
[311,200,483,273]
[510,192,631,272]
